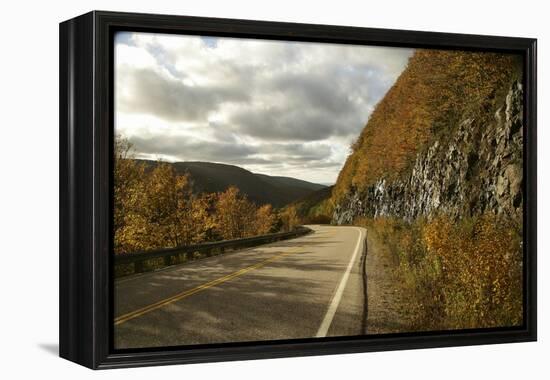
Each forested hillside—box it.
[290,186,333,224]
[114,138,301,254]
[332,49,522,206]
[330,49,524,331]
[136,160,325,208]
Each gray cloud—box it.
[117,67,249,122]
[306,161,343,169]
[128,134,335,167]
[270,74,356,114]
[230,105,365,141]
[115,33,413,182]
[227,64,396,141]
[129,134,261,164]
[263,142,331,159]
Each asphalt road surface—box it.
[114,225,367,349]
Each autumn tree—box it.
[139,163,189,248]
[114,136,293,253]
[181,192,218,245]
[254,204,277,235]
[279,205,299,232]
[113,135,147,254]
[214,186,257,240]
[140,163,218,248]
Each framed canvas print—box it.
[59,11,537,369]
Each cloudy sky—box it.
[115,32,413,184]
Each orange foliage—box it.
[279,205,300,232]
[114,136,278,254]
[332,50,521,204]
[358,214,522,331]
[423,215,523,329]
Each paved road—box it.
[114,225,367,349]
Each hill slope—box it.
[291,185,334,223]
[328,50,524,332]
[254,173,325,193]
[331,49,523,223]
[138,160,325,208]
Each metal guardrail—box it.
[115,226,313,277]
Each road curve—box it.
[114,225,367,349]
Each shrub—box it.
[358,213,522,331]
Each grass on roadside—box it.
[356,213,523,331]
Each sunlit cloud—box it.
[115,31,413,184]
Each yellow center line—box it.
[114,247,303,326]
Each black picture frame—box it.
[59,10,537,369]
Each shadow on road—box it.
[115,249,359,348]
[114,226,364,349]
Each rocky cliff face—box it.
[333,81,523,225]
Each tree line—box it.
[114,136,299,254]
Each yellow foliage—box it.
[422,215,523,329]
[215,186,258,240]
[358,214,522,331]
[279,205,300,232]
[255,204,277,235]
[332,50,522,205]
[113,136,147,254]
[114,136,280,253]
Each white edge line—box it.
[315,227,364,338]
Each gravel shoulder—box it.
[365,230,412,334]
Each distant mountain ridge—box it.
[136,160,326,208]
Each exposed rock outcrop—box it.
[333,81,523,224]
